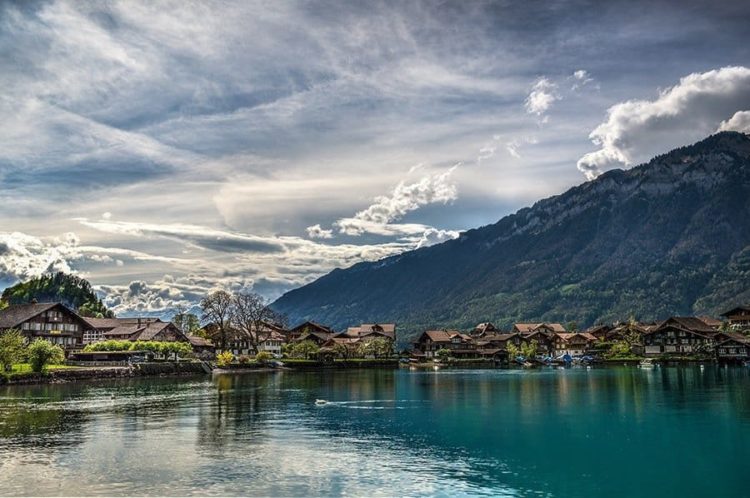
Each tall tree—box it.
[200,291,233,350]
[172,306,201,335]
[0,329,25,372]
[230,292,280,354]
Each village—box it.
[1,297,750,380]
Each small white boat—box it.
[639,359,656,368]
[315,399,328,406]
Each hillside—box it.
[1,272,113,318]
[272,132,750,341]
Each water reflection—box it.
[0,367,748,496]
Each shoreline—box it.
[0,361,208,385]
[2,357,738,386]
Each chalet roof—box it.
[721,305,750,317]
[473,322,497,333]
[513,323,567,333]
[714,331,750,343]
[422,330,472,343]
[188,335,213,347]
[656,317,717,334]
[345,323,396,339]
[297,330,334,342]
[103,324,143,338]
[478,333,518,342]
[585,324,612,335]
[83,317,118,329]
[555,332,597,342]
[0,302,60,328]
[290,321,335,334]
[103,321,184,341]
[697,316,723,328]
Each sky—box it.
[1,0,750,315]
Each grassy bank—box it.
[0,361,208,385]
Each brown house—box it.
[288,321,336,342]
[412,330,477,359]
[642,317,716,356]
[721,306,750,330]
[344,323,396,341]
[0,302,92,353]
[101,318,189,343]
[713,331,750,360]
[553,333,597,356]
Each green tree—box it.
[172,307,201,335]
[521,340,538,359]
[507,343,520,358]
[27,339,65,373]
[0,329,25,372]
[605,341,633,359]
[435,348,452,361]
[291,340,319,359]
[332,343,352,359]
[2,272,112,317]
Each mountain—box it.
[1,272,113,318]
[273,132,750,342]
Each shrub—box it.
[27,339,65,373]
[605,341,633,359]
[237,354,251,365]
[217,351,234,367]
[255,351,272,362]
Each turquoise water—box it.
[0,366,749,497]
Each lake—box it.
[1,366,749,497]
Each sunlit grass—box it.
[9,363,81,373]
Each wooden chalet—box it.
[101,318,188,343]
[204,321,286,355]
[713,331,750,361]
[187,335,215,354]
[642,317,716,356]
[412,330,477,359]
[721,305,750,330]
[288,321,336,342]
[0,302,92,353]
[553,333,597,357]
[472,322,499,337]
[344,323,396,341]
[584,324,613,341]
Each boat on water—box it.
[315,399,328,406]
[639,359,656,368]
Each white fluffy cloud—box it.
[577,66,750,179]
[334,166,459,237]
[305,224,333,239]
[718,110,750,133]
[525,77,559,118]
[0,232,76,282]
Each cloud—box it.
[305,224,333,239]
[414,228,461,249]
[0,232,76,283]
[577,66,750,179]
[718,110,750,133]
[335,166,458,236]
[571,69,595,90]
[525,77,559,118]
[505,136,539,159]
[77,219,286,254]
